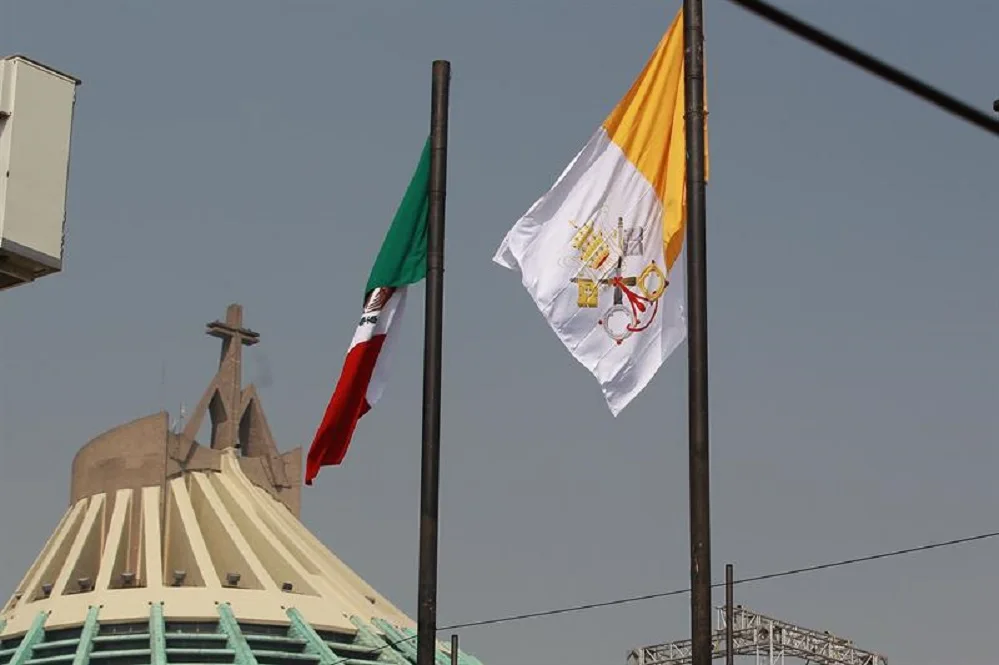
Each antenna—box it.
[170,404,187,434]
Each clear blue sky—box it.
[2,2,997,665]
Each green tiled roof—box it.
[0,607,473,665]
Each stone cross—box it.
[204,304,259,450]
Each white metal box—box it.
[0,55,80,291]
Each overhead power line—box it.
[723,0,999,137]
[439,528,999,631]
[348,528,999,658]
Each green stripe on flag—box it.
[365,138,431,294]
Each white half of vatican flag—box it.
[493,8,708,416]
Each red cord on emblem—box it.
[610,276,660,333]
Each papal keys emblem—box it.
[565,215,668,344]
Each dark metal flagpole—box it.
[683,2,712,665]
[417,59,450,665]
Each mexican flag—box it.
[305,139,430,485]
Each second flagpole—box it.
[417,59,451,665]
[682,1,712,665]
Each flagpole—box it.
[683,2,712,665]
[417,59,450,665]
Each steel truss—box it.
[627,606,886,665]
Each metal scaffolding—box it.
[627,606,886,665]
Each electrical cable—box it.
[439,528,999,631]
[722,0,999,137]
[346,528,999,657]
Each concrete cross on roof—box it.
[204,303,259,450]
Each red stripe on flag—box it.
[305,334,387,484]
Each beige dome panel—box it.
[2,450,413,636]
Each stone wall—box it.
[70,412,301,516]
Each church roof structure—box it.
[0,304,481,665]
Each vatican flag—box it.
[493,9,707,416]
